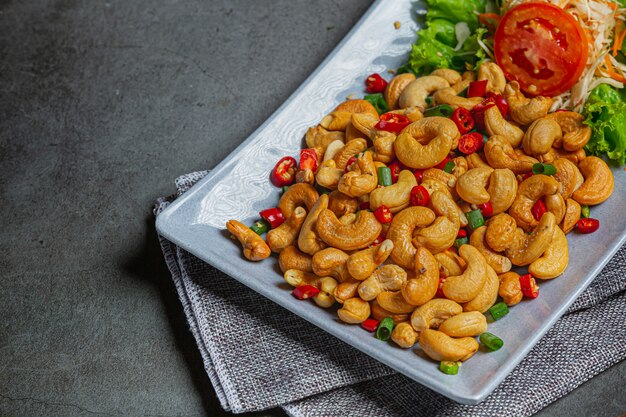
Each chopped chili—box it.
[467,80,488,98]
[451,107,475,134]
[410,185,430,207]
[292,285,320,300]
[519,274,539,299]
[531,199,547,221]
[388,160,406,183]
[365,73,387,93]
[270,156,297,187]
[361,318,380,332]
[375,113,410,134]
[259,207,285,229]
[576,218,600,234]
[458,132,484,155]
[373,205,393,223]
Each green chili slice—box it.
[532,163,557,175]
[250,219,270,235]
[581,205,590,218]
[281,186,290,193]
[466,209,485,230]
[364,93,388,115]
[423,104,453,118]
[439,361,459,375]
[378,167,393,187]
[480,332,504,351]
[454,236,468,249]
[443,161,455,174]
[489,302,509,321]
[375,317,394,341]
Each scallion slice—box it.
[375,317,394,341]
[480,332,504,351]
[466,209,485,230]
[489,302,509,321]
[423,104,453,118]
[532,163,557,175]
[378,167,392,187]
[439,361,459,375]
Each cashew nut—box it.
[442,245,488,303]
[306,125,345,152]
[338,151,378,197]
[469,226,512,274]
[438,311,488,337]
[484,105,524,148]
[484,135,538,174]
[358,264,407,301]
[545,111,592,151]
[431,68,462,85]
[334,138,368,170]
[385,73,416,110]
[433,87,483,110]
[463,264,499,313]
[478,62,506,94]
[466,152,491,170]
[486,168,518,214]
[347,240,394,281]
[401,247,439,306]
[522,118,562,156]
[485,213,517,252]
[498,271,522,306]
[278,245,313,273]
[399,75,450,108]
[295,168,315,185]
[545,192,566,225]
[327,190,359,217]
[385,106,424,122]
[552,158,583,200]
[414,191,460,254]
[226,220,271,261]
[419,329,479,362]
[450,71,476,93]
[266,207,307,253]
[278,183,319,218]
[394,117,458,169]
[450,156,468,178]
[370,299,410,323]
[410,298,463,334]
[456,167,493,204]
[315,160,344,190]
[434,249,466,277]
[321,99,379,131]
[298,194,328,255]
[317,208,382,251]
[312,247,351,282]
[387,206,436,269]
[391,322,419,348]
[509,174,561,231]
[369,170,417,213]
[422,168,458,199]
[529,225,569,279]
[560,198,581,234]
[351,113,398,163]
[334,278,360,304]
[572,156,614,206]
[283,269,338,308]
[323,139,346,162]
[505,212,556,266]
[504,81,553,125]
[337,297,370,324]
[376,291,416,314]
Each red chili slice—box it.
[410,185,430,207]
[270,156,297,187]
[471,98,497,131]
[300,148,319,172]
[467,80,488,98]
[576,218,600,234]
[486,92,509,117]
[369,232,386,247]
[345,155,358,173]
[458,132,484,155]
[259,207,285,229]
[373,205,393,223]
[413,169,425,184]
[478,201,493,218]
[365,73,388,93]
[436,275,447,298]
[292,285,320,300]
[388,160,406,183]
[375,113,411,134]
[531,199,547,221]
[457,229,468,238]
[519,274,539,298]
[451,107,475,134]
[361,318,380,332]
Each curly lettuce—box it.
[425,0,487,31]
[584,84,626,165]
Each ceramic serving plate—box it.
[156,0,626,404]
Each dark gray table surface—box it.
[1,0,624,416]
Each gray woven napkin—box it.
[155,171,626,416]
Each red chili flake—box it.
[413,169,425,184]
[345,156,358,173]
[458,132,484,155]
[485,92,509,117]
[388,160,406,183]
[478,201,493,218]
[299,148,319,172]
[359,201,371,211]
[467,80,488,98]
[457,229,468,239]
[259,207,285,229]
[436,275,447,298]
[375,113,410,134]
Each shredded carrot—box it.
[613,21,624,56]
[609,1,618,10]
[605,54,626,82]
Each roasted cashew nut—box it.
[358,264,407,301]
[334,138,368,170]
[486,168,518,214]
[442,245,488,303]
[370,299,410,323]
[450,71,476,93]
[498,271,523,306]
[413,191,460,254]
[398,75,450,108]
[317,208,382,251]
[438,311,488,337]
[391,322,419,348]
[226,219,271,261]
[333,278,360,304]
[338,151,378,197]
[320,99,379,131]
[312,247,351,282]
[410,298,463,334]
[484,105,524,148]
[553,158,584,200]
[560,198,581,234]
[419,329,479,362]
[369,170,417,213]
[394,117,458,169]
[298,194,328,255]
[351,113,398,163]
[283,269,338,307]
[545,111,592,151]
[466,152,491,170]
[387,206,436,269]
[305,125,345,152]
[463,264,499,313]
[478,62,507,94]
[456,167,493,204]
[571,156,614,206]
[528,225,569,279]
[505,212,556,266]
[267,207,307,253]
[376,290,416,314]
[347,240,394,281]
[385,73,416,110]
[484,135,538,174]
[315,160,344,190]
[278,183,319,218]
[434,249,466,277]
[422,168,458,199]
[522,118,562,157]
[278,245,313,273]
[327,190,359,217]
[431,68,462,85]
[401,247,439,306]
[433,87,483,110]
[509,174,561,231]
[337,297,370,324]
[504,81,553,125]
[469,226,512,274]
[485,213,518,252]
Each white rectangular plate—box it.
[156,0,626,404]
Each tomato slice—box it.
[494,2,588,97]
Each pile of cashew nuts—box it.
[226,62,615,365]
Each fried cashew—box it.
[334,138,369,170]
[484,135,538,174]
[315,160,344,190]
[312,247,351,282]
[370,299,410,323]
[413,191,460,254]
[317,209,382,251]
[504,81,553,125]
[572,156,614,206]
[433,87,483,110]
[553,158,584,200]
[442,245,489,303]
[391,322,419,348]
[419,329,479,362]
[522,118,563,157]
[358,264,407,301]
[320,99,379,131]
[266,207,307,253]
[560,198,581,234]
[327,190,359,217]
[478,62,507,94]
[226,220,271,261]
[498,271,523,306]
[278,183,319,218]
[485,213,518,252]
[298,194,328,255]
[337,297,370,323]
[278,245,313,273]
[422,168,459,199]
[431,68,462,85]
[369,170,417,213]
[505,212,556,266]
[334,278,361,304]
[376,290,416,314]
[351,112,398,163]
[545,111,592,151]
[463,264,499,313]
[398,75,450,108]
[438,311,488,337]
[528,225,569,279]
[410,298,463,334]
[456,167,493,204]
[385,73,416,110]
[434,249,466,277]
[305,126,345,152]
[484,105,524,148]
[469,226,512,274]
[338,151,378,197]
[401,247,439,306]
[486,168,518,214]
[509,174,561,231]
[387,206,437,269]
[347,240,394,281]
[394,116,459,169]
[284,270,338,308]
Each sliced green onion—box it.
[443,161,455,174]
[250,219,270,235]
[489,302,509,321]
[581,205,590,218]
[423,104,454,118]
[375,317,394,341]
[466,209,485,230]
[282,186,290,193]
[439,361,459,375]
[425,96,433,106]
[480,332,504,351]
[364,93,388,115]
[454,236,468,249]
[532,163,557,175]
[378,167,392,186]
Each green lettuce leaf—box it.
[584,84,626,165]
[425,0,488,31]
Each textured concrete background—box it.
[0,0,624,416]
